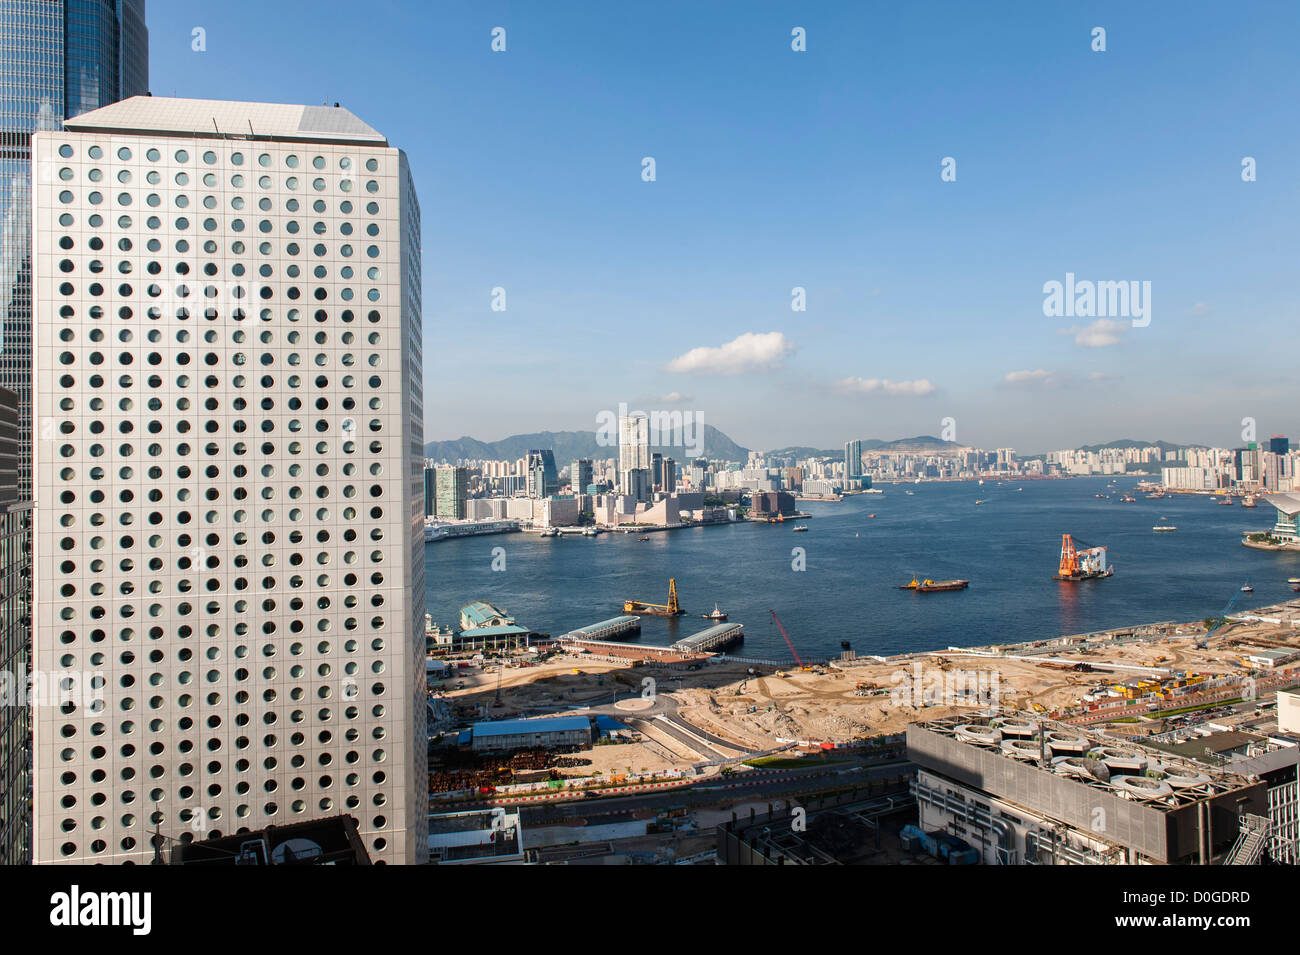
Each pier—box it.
[672,623,744,653]
[558,615,642,643]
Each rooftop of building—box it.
[460,600,514,627]
[61,95,387,145]
[1147,730,1263,762]
[1263,492,1300,515]
[168,814,371,865]
[456,624,529,637]
[909,714,1260,809]
[471,715,591,738]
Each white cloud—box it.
[659,391,692,403]
[832,377,937,397]
[1060,318,1126,348]
[665,331,794,375]
[1003,368,1054,386]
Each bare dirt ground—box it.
[437,600,1300,764]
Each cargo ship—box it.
[899,577,970,593]
[1053,534,1113,581]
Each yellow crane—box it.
[623,578,683,616]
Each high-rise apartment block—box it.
[434,466,467,519]
[844,439,863,479]
[31,97,426,864]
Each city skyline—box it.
[142,0,1300,452]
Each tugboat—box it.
[701,604,728,621]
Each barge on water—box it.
[899,578,970,593]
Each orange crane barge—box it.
[1053,534,1113,581]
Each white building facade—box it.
[31,97,427,864]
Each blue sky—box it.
[147,1,1299,453]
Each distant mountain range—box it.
[424,429,967,464]
[423,425,749,465]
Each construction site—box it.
[433,597,1300,772]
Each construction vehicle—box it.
[623,578,683,616]
[1053,534,1113,581]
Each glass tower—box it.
[0,0,147,866]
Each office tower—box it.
[1270,436,1290,456]
[0,386,31,865]
[31,97,426,864]
[2,0,149,504]
[618,412,650,500]
[662,456,675,494]
[650,452,663,491]
[844,439,863,479]
[619,412,649,472]
[0,0,148,867]
[525,449,557,499]
[422,463,436,517]
[571,458,592,494]
[434,467,467,520]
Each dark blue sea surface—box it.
[425,477,1297,659]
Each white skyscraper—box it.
[31,97,427,864]
[618,412,650,498]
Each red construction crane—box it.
[768,610,804,668]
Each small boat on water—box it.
[975,500,985,506]
[1288,578,1300,585]
[867,514,876,518]
[540,528,558,537]
[792,525,808,532]
[702,604,728,621]
[637,536,651,541]
[1153,526,1177,532]
[1241,583,1254,593]
[899,577,970,593]
[905,490,914,496]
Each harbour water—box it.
[425,477,1297,660]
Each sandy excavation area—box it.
[437,600,1300,755]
